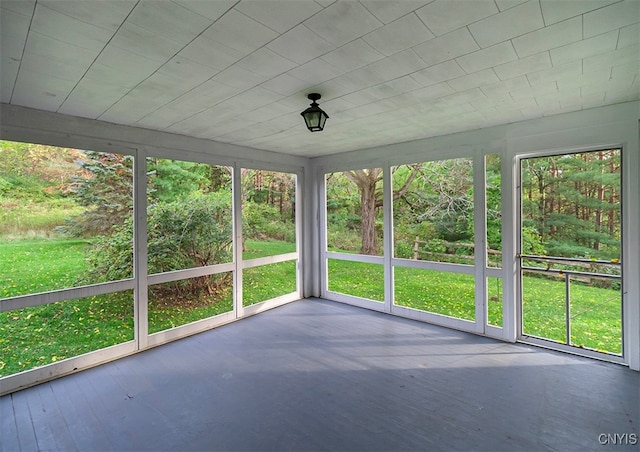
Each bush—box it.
[243,201,293,241]
[521,226,546,255]
[395,241,413,259]
[81,193,232,300]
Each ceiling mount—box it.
[301,93,329,133]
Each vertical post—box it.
[232,164,243,317]
[383,163,393,313]
[473,152,487,333]
[504,150,518,342]
[134,149,148,349]
[295,169,302,297]
[318,168,328,298]
[565,273,571,346]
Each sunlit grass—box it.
[394,267,475,321]
[327,259,384,301]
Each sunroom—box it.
[1,0,639,450]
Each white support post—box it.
[301,165,320,298]
[232,164,243,317]
[473,151,487,333]
[318,168,329,298]
[295,169,303,298]
[134,149,148,349]
[383,163,393,312]
[623,126,640,370]
[503,150,518,343]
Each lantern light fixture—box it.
[300,93,329,132]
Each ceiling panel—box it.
[236,0,323,33]
[1,0,638,157]
[362,13,435,56]
[415,0,498,37]
[304,1,382,46]
[468,0,544,48]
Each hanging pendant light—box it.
[300,93,329,132]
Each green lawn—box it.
[0,239,622,377]
[0,239,91,298]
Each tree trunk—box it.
[360,181,378,255]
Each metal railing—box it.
[519,254,621,349]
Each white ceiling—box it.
[1,0,638,157]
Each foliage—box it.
[521,226,546,255]
[521,150,620,260]
[66,151,133,237]
[81,193,233,298]
[243,201,295,242]
[147,158,231,203]
[0,141,87,237]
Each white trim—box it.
[391,258,475,275]
[325,291,386,311]
[325,251,384,264]
[233,164,243,318]
[0,104,308,170]
[134,149,148,349]
[319,170,329,297]
[242,292,299,316]
[503,147,518,342]
[521,336,626,365]
[383,163,393,313]
[485,267,504,278]
[390,304,476,332]
[485,324,504,340]
[474,151,487,334]
[242,253,298,269]
[147,311,236,347]
[622,126,640,370]
[0,280,135,312]
[0,341,136,396]
[147,263,236,286]
[295,170,303,298]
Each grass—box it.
[0,197,83,237]
[0,238,623,377]
[0,239,298,376]
[0,239,92,298]
[1,291,134,375]
[328,263,621,354]
[328,259,384,301]
[522,272,622,354]
[243,240,298,306]
[394,267,475,321]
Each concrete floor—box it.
[2,298,638,451]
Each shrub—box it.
[81,193,232,301]
[243,201,293,241]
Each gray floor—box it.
[2,298,638,451]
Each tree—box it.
[68,151,133,236]
[82,193,233,299]
[342,165,421,255]
[147,158,231,204]
[343,169,382,255]
[396,159,474,242]
[520,150,620,259]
